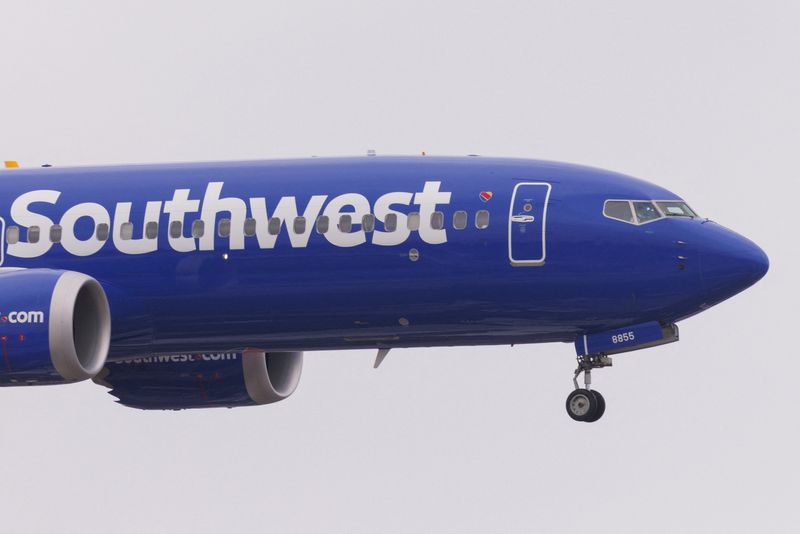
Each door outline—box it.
[0,217,5,267]
[508,182,551,266]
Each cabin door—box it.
[508,183,551,266]
[0,217,5,266]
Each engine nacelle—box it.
[0,269,111,385]
[93,349,303,409]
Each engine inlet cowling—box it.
[243,349,304,404]
[0,269,111,385]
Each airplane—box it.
[0,155,768,422]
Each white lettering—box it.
[8,190,60,258]
[200,182,247,251]
[413,181,451,244]
[4,181,454,258]
[163,189,200,252]
[112,201,163,255]
[118,353,240,364]
[59,202,110,256]
[372,191,413,246]
[322,193,371,248]
[250,195,327,249]
[5,310,45,324]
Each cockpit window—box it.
[605,199,699,225]
[656,201,697,218]
[603,201,635,223]
[633,201,661,223]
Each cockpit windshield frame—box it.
[603,199,698,226]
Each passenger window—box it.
[316,216,329,234]
[453,211,467,230]
[362,214,375,233]
[339,214,352,233]
[384,213,397,232]
[50,225,62,243]
[191,220,204,238]
[633,202,661,223]
[431,211,444,230]
[407,212,420,231]
[96,223,109,241]
[28,226,40,244]
[475,210,490,229]
[293,216,306,234]
[604,201,634,223]
[218,218,231,237]
[169,221,182,238]
[120,222,134,240]
[6,226,19,244]
[145,221,158,239]
[268,217,281,236]
[244,218,256,237]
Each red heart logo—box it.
[480,191,493,202]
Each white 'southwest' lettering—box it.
[60,202,110,256]
[322,193,371,248]
[163,189,200,252]
[372,191,413,246]
[113,201,162,255]
[414,181,451,245]
[200,182,246,251]
[8,190,60,258]
[250,194,328,249]
[119,353,240,364]
[6,181,453,259]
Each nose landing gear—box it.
[566,354,612,422]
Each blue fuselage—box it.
[0,156,768,359]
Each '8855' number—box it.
[611,332,635,344]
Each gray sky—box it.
[0,1,797,532]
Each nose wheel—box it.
[566,354,611,423]
[566,389,606,422]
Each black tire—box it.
[566,389,597,422]
[584,390,606,422]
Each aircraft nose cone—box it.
[700,223,769,306]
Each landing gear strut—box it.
[566,353,612,422]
